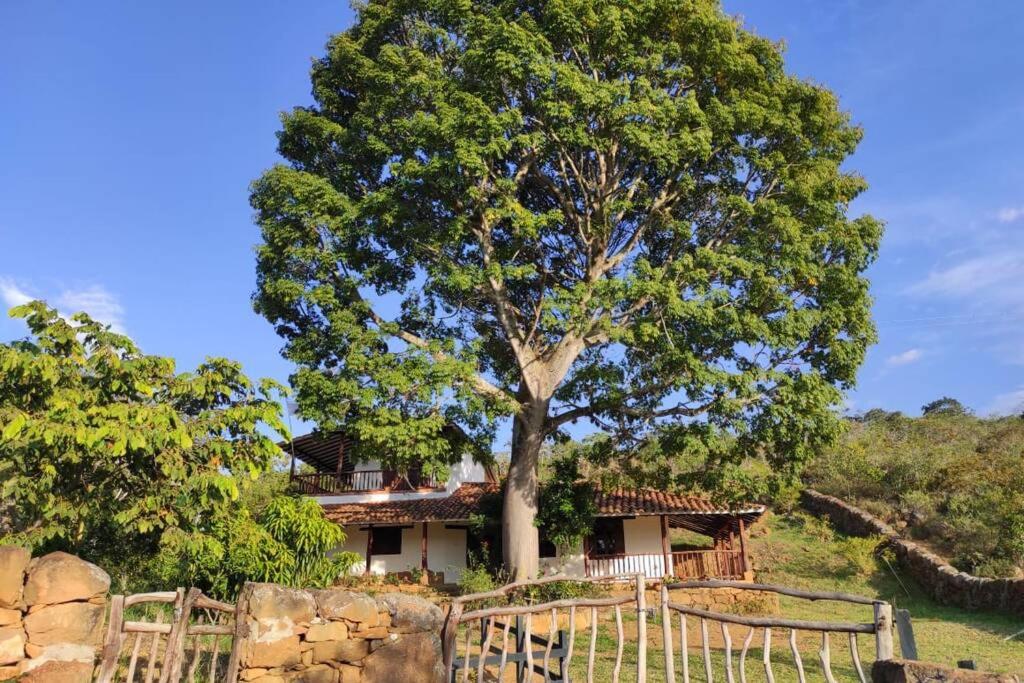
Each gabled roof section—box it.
[320,483,765,529]
[322,482,497,525]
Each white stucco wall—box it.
[538,540,587,579]
[334,522,467,584]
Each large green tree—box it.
[252,0,881,578]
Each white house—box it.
[286,430,764,586]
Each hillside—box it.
[805,407,1024,578]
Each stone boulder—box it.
[314,589,379,626]
[22,553,109,606]
[375,593,443,634]
[245,634,301,668]
[361,632,443,683]
[0,610,19,628]
[23,602,104,648]
[0,547,30,609]
[18,659,94,683]
[871,659,1021,682]
[0,627,25,666]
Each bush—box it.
[837,535,884,577]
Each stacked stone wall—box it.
[871,659,1021,682]
[0,548,110,682]
[236,584,444,683]
[801,489,1024,616]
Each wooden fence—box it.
[94,587,238,683]
[442,575,895,682]
[586,550,746,581]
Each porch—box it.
[290,469,443,495]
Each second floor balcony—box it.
[290,469,444,495]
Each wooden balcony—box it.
[290,469,444,495]
[584,549,746,581]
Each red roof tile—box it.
[320,483,763,525]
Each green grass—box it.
[749,512,1024,675]
[455,512,1024,680]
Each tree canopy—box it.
[0,302,286,562]
[252,0,881,576]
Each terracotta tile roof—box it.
[594,487,765,517]
[322,482,499,525]
[320,483,763,525]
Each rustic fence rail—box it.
[94,587,236,683]
[443,575,895,682]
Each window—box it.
[371,527,403,555]
[590,518,625,556]
[538,533,557,559]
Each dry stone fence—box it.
[0,547,111,682]
[801,489,1024,617]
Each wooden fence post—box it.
[225,583,255,683]
[160,587,201,683]
[94,594,125,683]
[661,583,676,683]
[636,573,647,682]
[441,601,464,677]
[873,602,894,661]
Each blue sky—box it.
[2,0,1024,448]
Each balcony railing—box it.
[585,549,746,581]
[290,469,444,495]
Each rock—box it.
[305,622,349,642]
[0,665,19,681]
[18,659,94,682]
[336,664,361,683]
[285,664,339,682]
[240,667,269,680]
[311,639,370,664]
[314,590,379,626]
[361,632,443,683]
[22,642,96,666]
[871,659,1020,682]
[22,553,109,606]
[375,594,443,634]
[0,627,25,666]
[246,635,302,669]
[0,611,18,628]
[23,602,104,647]
[353,625,388,639]
[0,547,30,609]
[249,584,317,626]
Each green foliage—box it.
[836,535,884,578]
[536,454,596,548]
[921,396,971,417]
[157,495,360,598]
[250,0,881,525]
[458,563,500,597]
[0,301,286,553]
[807,411,1024,577]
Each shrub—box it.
[837,535,884,577]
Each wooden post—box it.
[335,437,346,481]
[365,525,373,576]
[635,573,647,681]
[225,583,254,683]
[94,594,126,683]
[738,517,751,580]
[160,587,200,683]
[661,583,676,683]
[420,522,429,584]
[873,602,894,661]
[660,514,673,578]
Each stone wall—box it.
[236,583,445,683]
[872,659,1021,682]
[801,489,1024,617]
[0,547,110,682]
[665,587,779,614]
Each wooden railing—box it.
[586,550,745,580]
[290,469,443,494]
[443,575,896,683]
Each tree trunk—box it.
[502,393,549,580]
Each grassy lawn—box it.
[455,512,1024,680]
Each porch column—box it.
[365,525,373,576]
[659,515,672,578]
[738,518,752,581]
[420,522,429,585]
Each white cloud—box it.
[987,386,1024,416]
[0,277,127,334]
[907,252,1024,301]
[0,278,34,309]
[56,285,126,333]
[996,206,1024,223]
[885,348,922,366]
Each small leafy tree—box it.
[536,454,597,549]
[921,396,970,417]
[253,0,881,577]
[0,302,286,561]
